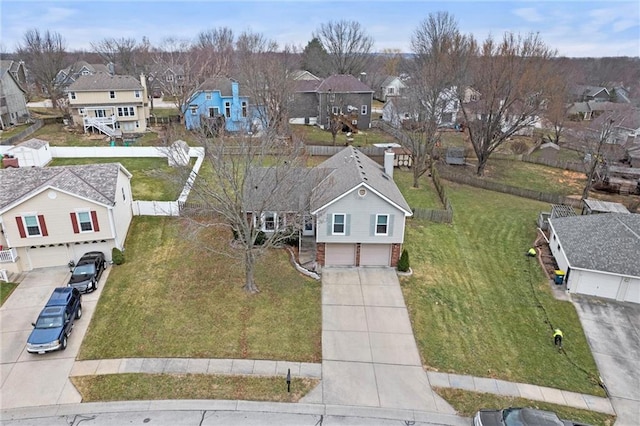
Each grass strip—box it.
[0,282,18,306]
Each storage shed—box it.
[7,138,52,167]
[581,199,630,215]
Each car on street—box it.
[473,407,589,426]
[26,287,82,354]
[68,251,106,293]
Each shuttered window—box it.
[71,211,100,233]
[16,215,48,238]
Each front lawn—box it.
[48,157,184,201]
[401,183,604,396]
[0,282,18,306]
[436,388,615,426]
[79,216,321,362]
[72,374,318,403]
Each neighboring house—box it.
[570,85,610,103]
[381,88,459,128]
[289,74,374,131]
[183,77,252,133]
[567,101,628,121]
[291,70,321,82]
[6,138,53,167]
[311,147,412,268]
[243,146,412,269]
[147,64,186,98]
[55,61,111,88]
[0,60,29,129]
[548,213,640,304]
[375,76,406,102]
[0,163,133,273]
[67,73,150,138]
[589,107,640,146]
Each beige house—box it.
[0,163,133,273]
[67,73,150,138]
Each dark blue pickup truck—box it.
[26,287,82,354]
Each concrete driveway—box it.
[321,267,455,413]
[572,296,640,426]
[0,265,110,409]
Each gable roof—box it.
[11,138,49,150]
[292,70,321,81]
[195,77,244,97]
[380,75,406,88]
[67,73,143,91]
[0,163,131,212]
[316,75,374,93]
[310,146,411,215]
[550,213,640,277]
[0,60,26,93]
[571,85,610,99]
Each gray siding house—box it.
[0,60,29,129]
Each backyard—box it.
[291,124,393,146]
[400,182,604,397]
[48,157,185,201]
[79,216,322,362]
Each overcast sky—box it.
[1,0,639,57]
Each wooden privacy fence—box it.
[521,154,585,173]
[436,167,583,208]
[305,145,386,157]
[409,163,454,224]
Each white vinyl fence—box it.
[132,201,180,216]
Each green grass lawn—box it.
[292,124,393,146]
[72,374,318,403]
[436,388,615,426]
[30,123,162,146]
[150,107,180,118]
[79,216,321,362]
[394,169,442,209]
[0,282,18,306]
[48,157,184,201]
[401,183,603,396]
[0,123,32,140]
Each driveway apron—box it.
[1,266,110,409]
[321,267,455,413]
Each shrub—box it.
[510,140,529,155]
[112,248,125,265]
[397,249,410,272]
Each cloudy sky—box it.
[1,0,639,57]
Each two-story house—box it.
[67,73,150,138]
[0,60,29,129]
[55,61,111,88]
[375,76,406,102]
[289,74,374,131]
[0,163,133,273]
[382,87,460,128]
[183,77,252,133]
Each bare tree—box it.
[236,31,297,138]
[194,27,235,76]
[395,12,464,188]
[17,29,68,109]
[177,127,318,293]
[91,37,139,75]
[314,20,374,75]
[580,114,619,201]
[455,32,557,176]
[542,69,572,145]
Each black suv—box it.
[68,251,106,293]
[26,287,82,354]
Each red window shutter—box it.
[38,215,48,236]
[70,213,79,233]
[90,210,100,232]
[16,217,26,238]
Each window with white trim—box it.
[134,90,141,98]
[109,91,116,99]
[329,93,335,102]
[69,92,76,100]
[166,74,174,82]
[224,101,231,118]
[332,214,345,235]
[387,87,394,95]
[117,107,135,117]
[331,106,340,115]
[76,211,94,232]
[24,215,41,236]
[361,105,367,115]
[262,212,277,232]
[375,214,388,235]
[241,101,248,117]
[190,106,198,115]
[205,93,212,100]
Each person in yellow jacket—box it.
[553,328,563,348]
[527,247,537,257]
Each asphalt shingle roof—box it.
[0,163,125,211]
[550,213,640,277]
[11,138,49,150]
[311,146,411,214]
[196,77,244,97]
[316,75,374,93]
[67,73,143,91]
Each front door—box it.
[302,215,314,236]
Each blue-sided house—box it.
[183,77,251,132]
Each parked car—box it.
[26,287,82,354]
[473,407,590,426]
[68,251,106,293]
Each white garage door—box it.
[574,273,621,300]
[70,241,115,262]
[360,244,391,266]
[325,243,356,266]
[27,244,71,269]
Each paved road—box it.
[321,267,455,413]
[0,266,110,410]
[573,296,640,426]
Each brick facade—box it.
[390,243,402,267]
[316,242,326,266]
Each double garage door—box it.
[25,241,114,270]
[324,243,391,267]
[573,272,640,304]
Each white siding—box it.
[570,270,621,300]
[621,278,640,304]
[360,244,391,266]
[112,169,133,248]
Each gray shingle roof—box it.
[67,73,143,91]
[196,77,243,97]
[316,75,374,93]
[311,146,411,214]
[0,163,126,211]
[550,213,640,277]
[12,138,49,150]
